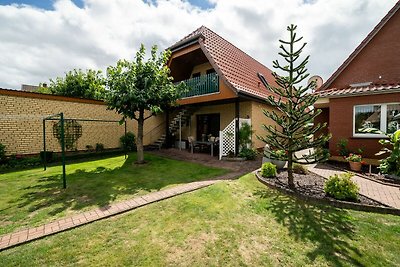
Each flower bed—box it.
[255,169,400,216]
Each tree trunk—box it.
[287,151,295,189]
[136,109,145,164]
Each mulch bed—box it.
[262,170,385,207]
[327,161,400,186]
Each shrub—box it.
[324,173,359,201]
[378,129,400,176]
[337,138,349,156]
[40,151,54,163]
[361,128,400,176]
[85,145,94,152]
[0,143,5,162]
[261,162,277,178]
[239,122,253,149]
[292,163,308,175]
[120,132,136,152]
[95,143,105,152]
[239,147,257,160]
[0,156,42,172]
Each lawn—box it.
[0,153,227,235]
[1,174,399,266]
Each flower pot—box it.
[262,157,272,164]
[349,161,362,172]
[271,159,287,169]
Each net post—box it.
[124,120,127,159]
[60,113,67,189]
[43,119,46,171]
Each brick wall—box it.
[0,89,164,155]
[328,93,400,158]
[329,9,400,89]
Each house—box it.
[145,26,279,158]
[314,2,400,160]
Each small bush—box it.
[292,163,308,175]
[40,151,54,163]
[0,156,42,172]
[120,132,136,152]
[0,143,6,162]
[85,145,94,152]
[261,162,277,178]
[324,173,359,201]
[95,143,105,152]
[336,138,349,156]
[239,147,257,160]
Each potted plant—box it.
[345,153,363,172]
[271,149,287,169]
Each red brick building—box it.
[315,2,400,159]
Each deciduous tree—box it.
[49,69,105,100]
[106,44,185,164]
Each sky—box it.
[0,0,397,89]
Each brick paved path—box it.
[308,163,400,209]
[0,175,239,251]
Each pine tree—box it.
[258,24,330,189]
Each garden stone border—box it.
[255,171,400,216]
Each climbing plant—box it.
[53,120,83,151]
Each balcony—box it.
[180,72,219,98]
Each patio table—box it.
[191,141,214,157]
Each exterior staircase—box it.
[145,107,194,150]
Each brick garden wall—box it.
[0,89,163,155]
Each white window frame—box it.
[353,102,400,138]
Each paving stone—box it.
[309,163,400,209]
[0,176,226,251]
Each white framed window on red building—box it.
[353,103,400,137]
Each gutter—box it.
[316,88,400,99]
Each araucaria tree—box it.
[259,24,330,189]
[106,44,184,164]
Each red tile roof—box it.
[319,1,400,92]
[315,83,400,98]
[170,26,278,100]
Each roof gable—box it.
[320,2,400,91]
[170,26,278,100]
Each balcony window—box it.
[353,103,400,137]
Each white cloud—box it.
[0,0,397,89]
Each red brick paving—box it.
[309,163,400,209]
[0,149,260,251]
[0,178,233,251]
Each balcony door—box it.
[196,113,220,141]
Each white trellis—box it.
[219,118,251,159]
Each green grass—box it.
[0,153,227,235]
[1,174,399,266]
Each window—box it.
[354,103,400,136]
[387,103,400,133]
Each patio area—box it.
[150,148,263,173]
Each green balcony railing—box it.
[180,72,219,98]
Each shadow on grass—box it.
[11,153,222,218]
[254,189,362,267]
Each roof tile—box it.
[314,83,400,98]
[171,26,278,100]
